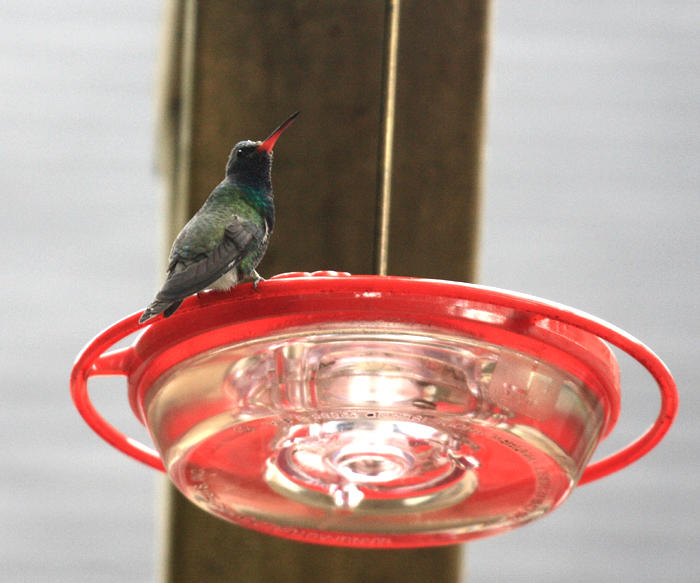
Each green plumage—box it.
[173,182,271,262]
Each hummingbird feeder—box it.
[71,271,677,548]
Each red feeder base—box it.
[71,272,677,548]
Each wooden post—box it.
[156,1,490,581]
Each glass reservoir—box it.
[144,323,606,547]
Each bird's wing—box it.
[154,215,266,301]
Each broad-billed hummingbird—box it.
[139,111,299,323]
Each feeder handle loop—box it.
[70,312,165,472]
[566,310,678,485]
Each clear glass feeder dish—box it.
[146,323,605,546]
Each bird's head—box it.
[225,111,299,185]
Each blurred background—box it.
[2,1,697,581]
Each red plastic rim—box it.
[70,272,678,484]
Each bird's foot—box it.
[252,271,266,291]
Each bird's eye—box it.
[237,149,245,158]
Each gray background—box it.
[2,1,697,581]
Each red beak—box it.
[257,111,300,153]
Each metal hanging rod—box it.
[374,0,401,276]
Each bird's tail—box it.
[139,298,183,324]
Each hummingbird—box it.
[139,111,299,324]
